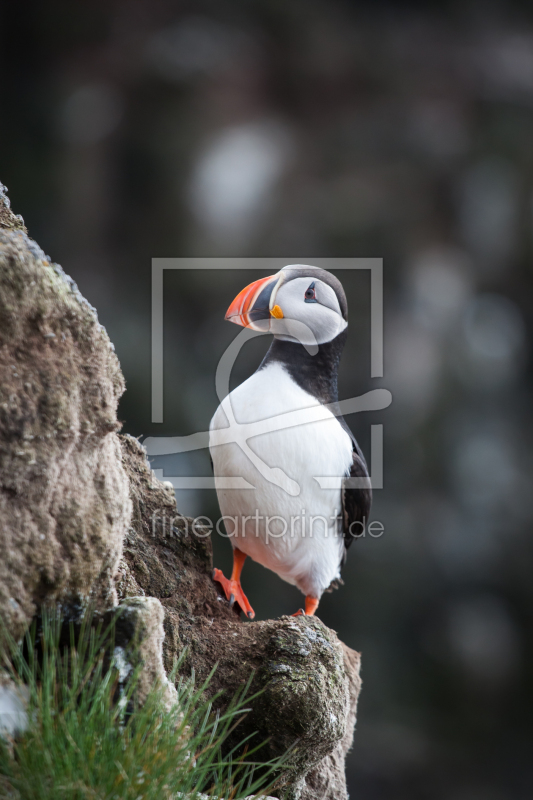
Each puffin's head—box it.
[225,265,347,346]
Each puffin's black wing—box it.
[337,416,372,557]
[342,440,372,554]
[325,419,371,593]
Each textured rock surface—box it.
[0,183,131,637]
[0,184,26,234]
[299,645,362,799]
[0,674,29,738]
[113,596,178,710]
[0,185,361,800]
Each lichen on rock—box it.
[113,595,178,711]
[0,674,29,739]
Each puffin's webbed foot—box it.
[292,596,319,617]
[212,567,255,619]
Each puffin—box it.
[209,265,371,618]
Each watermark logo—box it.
[151,510,385,542]
[144,258,391,494]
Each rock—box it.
[0,184,362,799]
[0,675,28,739]
[0,183,26,234]
[113,596,177,711]
[299,644,362,800]
[0,187,131,638]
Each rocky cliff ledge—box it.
[0,184,361,800]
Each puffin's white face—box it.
[272,276,347,345]
[225,266,348,346]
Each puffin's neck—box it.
[258,329,347,405]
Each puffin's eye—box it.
[304,282,317,302]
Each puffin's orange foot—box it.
[212,568,255,619]
[292,596,319,617]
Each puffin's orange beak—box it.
[225,272,284,330]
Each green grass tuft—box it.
[0,611,283,800]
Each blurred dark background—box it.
[1,1,532,797]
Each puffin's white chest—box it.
[209,361,353,597]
